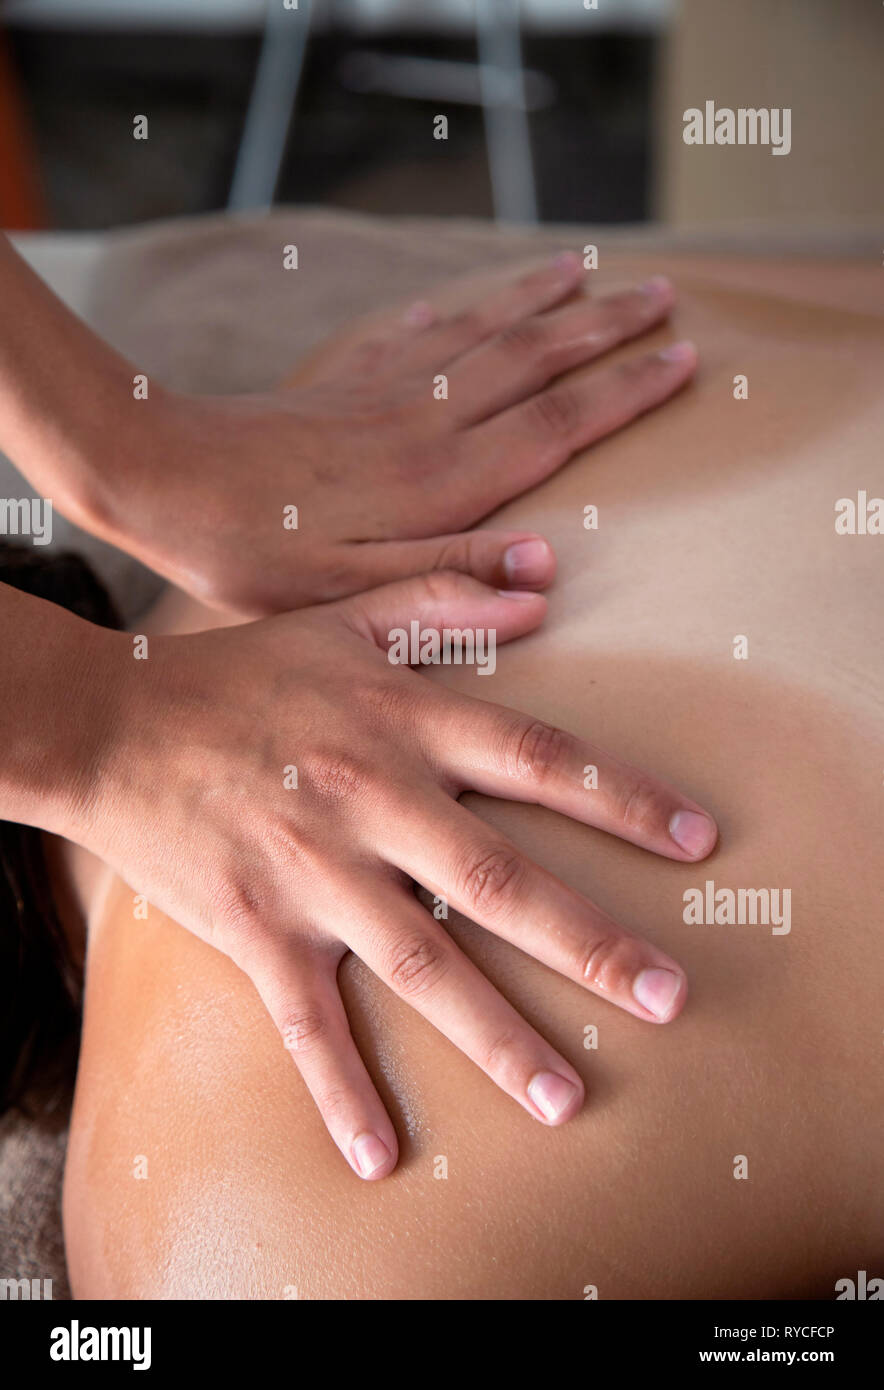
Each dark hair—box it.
[0,542,121,1116]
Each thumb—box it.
[333,569,548,653]
[339,530,556,594]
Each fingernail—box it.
[639,274,672,296]
[669,808,717,858]
[528,1071,579,1122]
[633,968,683,1021]
[503,537,553,585]
[496,588,541,601]
[403,299,434,326]
[658,339,696,362]
[351,1132,391,1178]
[554,250,582,275]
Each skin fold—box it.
[60,255,884,1299]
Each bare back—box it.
[61,257,884,1299]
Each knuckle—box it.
[212,873,266,945]
[460,845,524,916]
[497,317,547,357]
[586,300,642,347]
[617,351,662,387]
[358,677,417,729]
[432,536,472,575]
[482,1029,521,1079]
[529,384,579,438]
[601,290,647,323]
[386,933,449,999]
[506,718,567,784]
[616,778,669,837]
[306,752,372,804]
[314,1084,353,1122]
[280,1006,328,1054]
[579,934,634,995]
[419,566,464,601]
[445,308,482,341]
[350,335,393,374]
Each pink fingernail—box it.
[404,299,435,326]
[528,1071,579,1122]
[352,1132,391,1178]
[496,588,541,601]
[669,809,717,858]
[503,537,552,585]
[554,251,582,275]
[633,968,684,1021]
[639,275,672,296]
[658,339,696,363]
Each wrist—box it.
[0,235,177,552]
[60,378,180,548]
[0,586,129,842]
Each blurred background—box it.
[0,0,880,235]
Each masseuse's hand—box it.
[103,257,694,615]
[79,572,717,1179]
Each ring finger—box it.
[387,791,689,1025]
[346,886,586,1124]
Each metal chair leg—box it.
[476,0,539,225]
[230,0,539,225]
[228,0,315,212]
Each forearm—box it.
[0,233,146,534]
[0,578,119,836]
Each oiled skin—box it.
[61,257,884,1299]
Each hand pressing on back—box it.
[87,256,694,614]
[57,571,717,1179]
